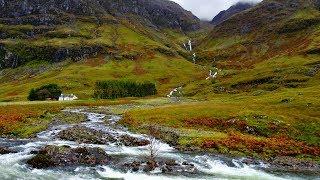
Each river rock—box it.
[123,161,142,172]
[119,135,150,147]
[0,147,15,154]
[27,145,110,169]
[269,156,320,175]
[160,160,197,174]
[122,159,197,174]
[144,160,159,172]
[57,126,116,144]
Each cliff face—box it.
[211,2,255,26]
[0,0,200,31]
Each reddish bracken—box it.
[202,133,320,157]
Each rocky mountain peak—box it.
[211,2,256,26]
[0,0,200,31]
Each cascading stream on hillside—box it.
[0,108,311,179]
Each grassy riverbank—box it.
[120,91,320,162]
[0,99,131,138]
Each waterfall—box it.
[188,40,192,51]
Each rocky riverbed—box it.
[0,107,318,179]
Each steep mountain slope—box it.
[0,0,201,68]
[192,0,320,95]
[0,0,200,31]
[207,0,319,37]
[199,0,320,64]
[0,0,205,101]
[211,2,255,26]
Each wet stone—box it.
[57,126,116,144]
[144,160,158,172]
[123,161,142,172]
[0,147,16,154]
[121,159,198,174]
[160,160,197,174]
[119,135,150,147]
[27,145,111,169]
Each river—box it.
[0,108,316,180]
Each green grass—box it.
[201,36,247,51]
[0,54,206,101]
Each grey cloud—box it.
[172,0,263,20]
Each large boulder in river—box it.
[57,126,116,144]
[27,145,110,168]
[119,135,150,147]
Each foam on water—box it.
[193,155,284,180]
[98,166,203,180]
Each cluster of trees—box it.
[28,84,62,101]
[94,80,157,99]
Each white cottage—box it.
[59,94,78,101]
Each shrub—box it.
[94,80,157,99]
[28,84,62,101]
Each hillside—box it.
[196,0,320,93]
[0,0,201,68]
[0,0,200,31]
[211,2,255,26]
[0,0,206,101]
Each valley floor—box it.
[1,85,319,173]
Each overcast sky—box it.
[171,0,263,20]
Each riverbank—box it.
[0,99,131,138]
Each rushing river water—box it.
[0,108,316,180]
